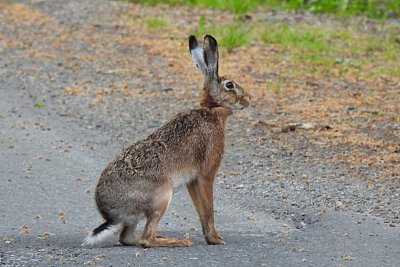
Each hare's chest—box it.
[170,169,197,188]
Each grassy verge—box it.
[134,0,400,18]
[194,16,252,51]
[259,21,400,78]
[142,16,167,29]
[134,0,262,14]
[123,1,400,81]
[189,15,399,79]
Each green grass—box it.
[265,0,400,18]
[135,0,400,17]
[192,16,252,52]
[191,15,399,78]
[34,103,45,108]
[259,21,399,77]
[193,15,207,36]
[261,23,338,66]
[266,80,284,94]
[142,16,167,29]
[262,24,332,52]
[219,23,252,51]
[124,0,400,79]
[136,0,263,14]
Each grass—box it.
[188,14,399,79]
[125,14,168,30]
[193,15,207,36]
[262,24,333,53]
[135,0,400,17]
[124,0,400,80]
[261,23,340,67]
[34,103,45,108]
[136,0,263,14]
[142,16,167,29]
[266,80,284,94]
[219,23,252,51]
[265,0,400,18]
[259,22,399,78]
[193,16,252,52]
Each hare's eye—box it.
[226,81,234,89]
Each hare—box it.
[82,35,250,248]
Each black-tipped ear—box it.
[189,35,207,75]
[203,35,219,76]
[189,35,198,52]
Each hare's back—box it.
[100,108,224,182]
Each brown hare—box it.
[83,35,250,248]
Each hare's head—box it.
[189,35,251,110]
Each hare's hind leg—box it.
[119,216,140,246]
[140,217,193,248]
[139,187,192,248]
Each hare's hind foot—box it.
[138,187,192,247]
[119,225,137,246]
[119,217,140,246]
[140,236,193,248]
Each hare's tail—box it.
[82,221,123,246]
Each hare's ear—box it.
[203,35,219,76]
[189,35,207,75]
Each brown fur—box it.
[83,35,250,247]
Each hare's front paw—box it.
[205,235,225,245]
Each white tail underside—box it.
[81,223,123,246]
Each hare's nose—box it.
[239,96,251,107]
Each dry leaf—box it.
[20,224,29,235]
[343,255,354,261]
[246,214,257,224]
[93,95,104,104]
[95,88,113,95]
[59,210,67,224]
[95,253,106,261]
[41,231,55,240]
[85,257,94,265]
[64,85,87,95]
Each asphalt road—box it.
[0,0,399,266]
[1,85,399,266]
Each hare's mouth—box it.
[238,96,251,107]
